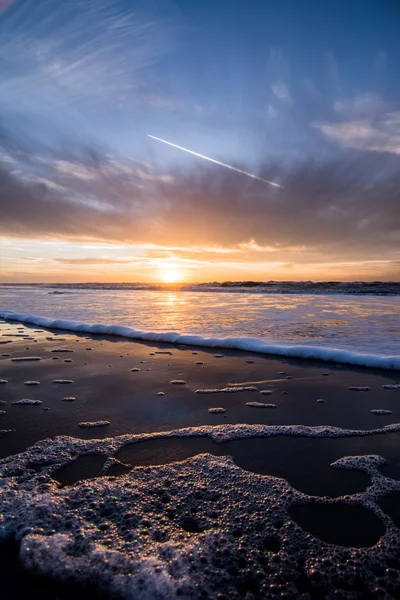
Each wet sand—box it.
[1,320,399,459]
[1,318,400,598]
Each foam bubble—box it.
[170,380,187,385]
[51,348,73,353]
[11,357,41,362]
[383,384,400,390]
[52,380,74,384]
[24,381,40,386]
[196,386,258,394]
[246,402,277,408]
[349,386,371,391]
[12,399,42,405]
[371,409,392,415]
[208,407,226,413]
[78,421,110,428]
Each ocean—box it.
[1,283,399,368]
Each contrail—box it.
[146,134,282,188]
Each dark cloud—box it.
[0,129,399,267]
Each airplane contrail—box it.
[146,134,282,188]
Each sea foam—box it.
[1,311,399,370]
[2,424,400,598]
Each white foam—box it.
[78,421,110,428]
[11,356,41,362]
[371,409,392,415]
[1,310,399,370]
[2,423,400,599]
[208,407,226,413]
[246,402,277,408]
[12,398,42,405]
[383,384,400,389]
[51,348,73,353]
[196,386,258,394]
[349,386,372,391]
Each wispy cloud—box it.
[271,81,291,103]
[315,112,400,154]
[0,0,174,115]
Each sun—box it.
[159,265,183,283]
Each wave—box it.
[1,281,400,294]
[1,310,399,370]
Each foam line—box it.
[1,310,399,370]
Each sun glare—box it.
[159,265,183,283]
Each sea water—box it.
[0,284,399,368]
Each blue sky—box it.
[0,0,399,281]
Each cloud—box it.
[333,94,386,118]
[0,127,399,269]
[0,0,176,118]
[51,258,136,265]
[315,112,400,154]
[271,81,291,103]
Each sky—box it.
[0,0,399,283]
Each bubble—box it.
[78,421,110,428]
[51,348,74,353]
[12,399,42,405]
[246,402,277,408]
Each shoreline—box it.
[2,310,400,370]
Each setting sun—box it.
[159,264,183,283]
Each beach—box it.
[1,314,400,598]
